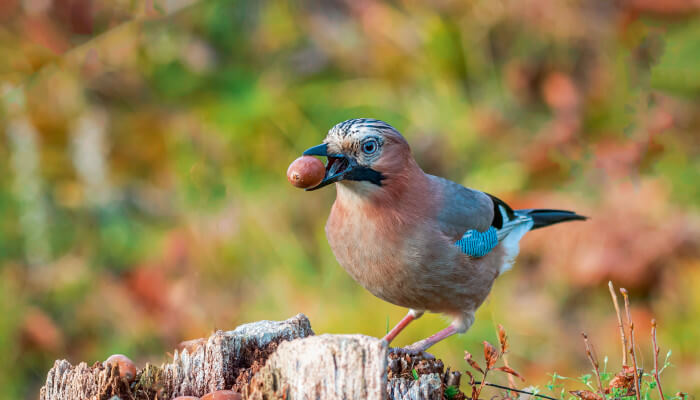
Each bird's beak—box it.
[302,143,358,191]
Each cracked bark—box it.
[40,314,446,400]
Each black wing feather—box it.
[486,194,516,229]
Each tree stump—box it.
[245,334,387,399]
[40,314,456,400]
[40,314,313,400]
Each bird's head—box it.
[302,118,413,193]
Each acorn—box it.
[287,156,325,189]
[103,354,137,382]
[201,390,242,400]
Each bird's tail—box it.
[515,209,587,230]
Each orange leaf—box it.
[483,341,499,369]
[464,351,484,374]
[463,370,475,385]
[498,324,508,354]
[570,390,604,400]
[608,366,637,395]
[493,366,524,381]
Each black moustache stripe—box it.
[344,166,385,186]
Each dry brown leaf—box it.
[607,366,637,395]
[570,390,604,400]
[483,341,499,370]
[464,370,475,385]
[498,324,508,354]
[493,366,524,381]
[464,351,484,374]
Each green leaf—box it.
[412,369,419,380]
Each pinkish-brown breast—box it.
[325,181,504,314]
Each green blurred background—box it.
[0,0,699,398]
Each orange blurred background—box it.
[0,0,698,398]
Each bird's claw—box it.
[391,345,435,360]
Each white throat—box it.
[336,180,379,203]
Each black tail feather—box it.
[517,209,587,230]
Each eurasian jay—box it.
[303,118,586,353]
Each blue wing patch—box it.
[455,227,498,257]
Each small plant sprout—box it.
[566,286,682,400]
[620,288,642,400]
[581,333,604,397]
[601,356,609,379]
[609,281,628,366]
[547,372,568,399]
[651,319,665,400]
[464,325,524,400]
[472,289,681,400]
[659,350,672,375]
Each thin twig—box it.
[502,353,516,389]
[582,333,604,397]
[651,319,665,400]
[620,288,641,400]
[475,370,489,400]
[608,281,628,366]
[473,381,560,400]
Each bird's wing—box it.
[428,174,533,258]
[428,174,494,241]
[455,193,534,258]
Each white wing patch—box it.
[497,206,534,274]
[454,205,533,271]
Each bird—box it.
[302,118,586,353]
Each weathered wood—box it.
[40,314,448,400]
[40,314,313,400]
[162,313,313,397]
[246,334,388,400]
[244,334,448,400]
[388,374,444,400]
[41,360,119,400]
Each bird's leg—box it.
[403,325,457,353]
[382,309,424,345]
[404,312,474,353]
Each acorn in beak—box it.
[302,144,356,191]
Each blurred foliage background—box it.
[0,0,699,398]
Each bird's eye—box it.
[362,140,378,155]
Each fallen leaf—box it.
[570,390,603,400]
[607,366,637,395]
